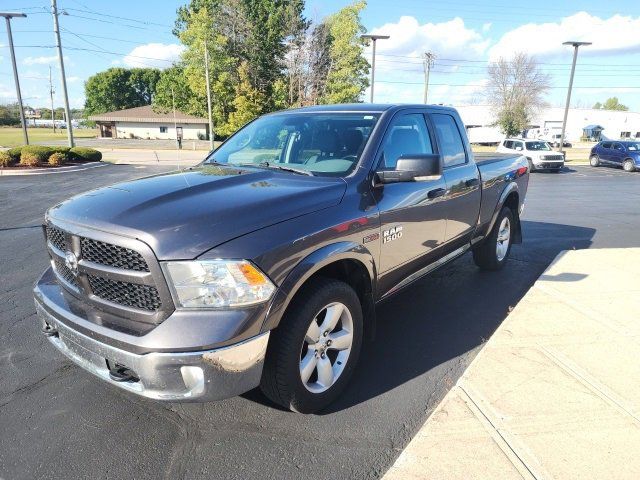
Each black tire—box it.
[590,155,600,167]
[260,277,363,413]
[473,207,514,271]
[623,159,636,172]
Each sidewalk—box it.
[384,248,640,480]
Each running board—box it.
[380,244,471,300]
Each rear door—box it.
[612,143,625,165]
[431,112,481,246]
[374,111,448,291]
[599,142,612,163]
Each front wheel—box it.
[590,155,600,167]
[623,159,636,172]
[260,277,363,413]
[473,207,514,271]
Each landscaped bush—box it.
[69,147,102,162]
[48,152,66,166]
[50,146,71,156]
[7,146,22,162]
[0,150,16,167]
[20,146,54,167]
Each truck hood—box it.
[47,165,347,259]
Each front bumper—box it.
[34,270,271,402]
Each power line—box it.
[376,80,640,89]
[62,7,174,28]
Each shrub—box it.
[50,146,71,156]
[48,152,66,166]
[69,147,102,162]
[20,145,53,166]
[20,151,42,167]
[0,150,16,167]
[7,146,22,162]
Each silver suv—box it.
[497,138,564,172]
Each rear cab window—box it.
[431,113,467,168]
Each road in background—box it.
[1,165,639,479]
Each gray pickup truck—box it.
[34,104,528,413]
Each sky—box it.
[1,0,639,112]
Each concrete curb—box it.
[0,162,107,176]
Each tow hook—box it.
[106,360,140,383]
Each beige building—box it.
[89,105,209,140]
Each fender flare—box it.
[486,182,522,245]
[261,241,377,335]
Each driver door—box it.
[374,112,448,295]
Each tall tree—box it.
[84,68,161,115]
[486,53,551,137]
[321,0,369,104]
[593,97,629,111]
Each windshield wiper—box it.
[235,161,314,176]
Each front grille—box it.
[53,257,78,287]
[80,237,149,272]
[544,155,564,161]
[87,275,162,311]
[46,226,67,251]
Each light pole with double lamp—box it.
[1,12,28,145]
[558,41,591,153]
[361,34,390,103]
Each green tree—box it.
[321,0,370,104]
[593,97,628,111]
[225,61,266,134]
[84,68,161,115]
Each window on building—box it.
[620,131,631,138]
[160,126,168,133]
[635,132,640,138]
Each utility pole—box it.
[204,43,214,150]
[1,12,28,145]
[361,34,390,103]
[559,41,591,153]
[422,52,436,104]
[49,65,56,133]
[51,0,74,147]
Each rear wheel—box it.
[623,159,636,172]
[590,155,600,167]
[473,207,514,271]
[260,277,363,413]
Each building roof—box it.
[88,105,207,124]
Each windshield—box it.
[526,141,552,151]
[204,113,379,177]
[625,142,640,151]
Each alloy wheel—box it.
[496,217,511,262]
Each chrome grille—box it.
[44,222,173,323]
[46,226,67,251]
[87,275,161,311]
[544,155,564,161]
[52,257,78,287]
[80,237,149,272]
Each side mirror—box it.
[376,154,442,184]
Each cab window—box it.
[432,113,467,167]
[377,113,433,170]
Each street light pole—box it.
[1,12,28,145]
[51,0,74,147]
[559,41,591,153]
[361,34,390,103]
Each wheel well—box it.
[503,191,522,243]
[305,259,376,339]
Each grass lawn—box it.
[0,127,97,147]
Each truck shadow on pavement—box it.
[249,220,596,413]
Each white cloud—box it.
[369,16,489,62]
[482,22,492,33]
[23,55,58,65]
[110,59,122,66]
[123,43,185,69]
[67,76,81,83]
[489,12,640,60]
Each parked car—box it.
[497,138,564,172]
[547,134,572,148]
[34,104,529,413]
[589,141,640,172]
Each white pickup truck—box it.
[497,138,564,172]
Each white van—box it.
[497,138,565,172]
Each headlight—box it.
[163,260,275,308]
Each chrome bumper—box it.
[35,299,270,402]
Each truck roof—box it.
[264,103,458,115]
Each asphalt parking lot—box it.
[1,164,639,480]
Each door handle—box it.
[428,187,447,199]
[465,178,480,187]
